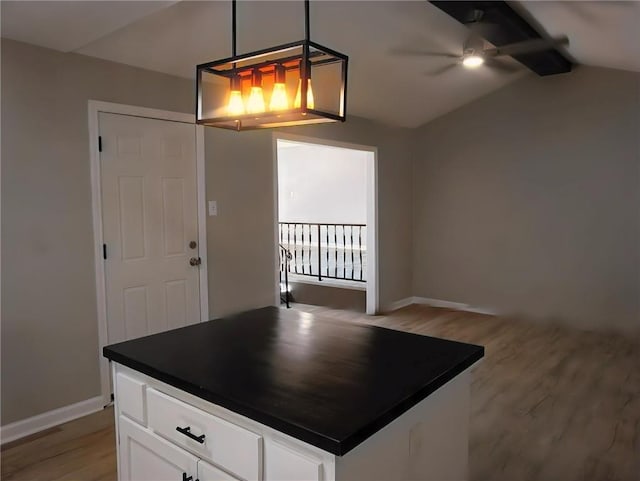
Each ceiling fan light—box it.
[463,55,484,68]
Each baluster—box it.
[303,224,307,275]
[287,224,291,274]
[317,224,322,280]
[308,224,311,275]
[284,255,290,308]
[293,224,298,274]
[333,224,338,279]
[279,225,283,274]
[308,224,312,276]
[342,225,346,279]
[359,226,364,281]
[308,224,312,277]
[325,224,329,279]
[350,226,355,280]
[308,224,312,275]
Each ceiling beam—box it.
[429,1,572,76]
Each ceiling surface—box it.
[518,1,640,73]
[2,1,638,128]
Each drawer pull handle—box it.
[176,426,206,444]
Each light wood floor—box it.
[2,304,638,481]
[1,406,115,481]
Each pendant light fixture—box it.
[196,0,348,131]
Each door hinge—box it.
[98,136,102,152]
[103,243,107,260]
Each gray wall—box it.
[412,66,640,331]
[1,39,194,425]
[204,104,414,318]
[1,39,413,425]
[289,283,367,313]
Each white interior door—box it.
[100,112,201,344]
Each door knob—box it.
[189,257,202,266]
[189,240,197,249]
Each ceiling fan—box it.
[393,9,569,76]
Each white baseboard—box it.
[1,395,104,445]
[384,297,415,312]
[412,297,498,316]
[384,296,498,316]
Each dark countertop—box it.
[103,306,483,456]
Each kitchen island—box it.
[103,306,483,481]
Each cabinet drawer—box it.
[265,441,322,481]
[116,372,147,425]
[147,388,262,481]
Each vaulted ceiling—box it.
[2,1,638,128]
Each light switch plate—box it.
[208,200,218,216]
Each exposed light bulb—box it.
[269,65,289,111]
[247,87,266,113]
[247,70,266,114]
[294,78,315,109]
[227,75,245,116]
[462,55,484,68]
[270,83,289,111]
[227,90,245,116]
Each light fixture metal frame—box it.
[195,1,348,131]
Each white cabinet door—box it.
[198,459,241,481]
[100,112,201,345]
[119,416,198,481]
[265,441,322,481]
[116,372,147,425]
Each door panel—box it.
[165,280,188,329]
[162,178,187,256]
[122,286,149,339]
[265,441,322,481]
[119,416,198,481]
[118,176,146,260]
[198,459,241,481]
[100,113,200,344]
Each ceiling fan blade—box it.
[425,63,459,76]
[390,48,459,59]
[485,36,569,57]
[484,58,520,73]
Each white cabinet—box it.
[113,362,474,481]
[113,365,329,481]
[119,416,198,481]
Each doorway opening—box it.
[273,134,378,315]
